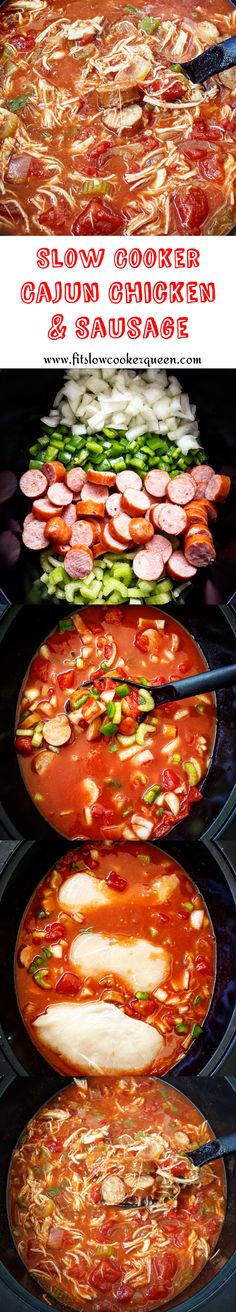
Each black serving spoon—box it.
[82,662,236,722]
[181,34,236,84]
[108,1133,236,1210]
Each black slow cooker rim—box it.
[0,836,235,1078]
[0,1074,236,1312]
[0,603,235,842]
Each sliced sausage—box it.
[146,533,172,564]
[191,464,214,488]
[185,499,208,527]
[205,473,231,503]
[62,503,77,527]
[122,488,150,516]
[116,471,142,493]
[106,492,123,517]
[43,714,71,747]
[87,468,116,488]
[101,1176,126,1205]
[32,496,57,521]
[130,518,154,545]
[149,502,166,529]
[184,527,216,567]
[66,468,86,495]
[103,104,142,132]
[144,470,169,499]
[64,545,93,578]
[133,548,164,581]
[157,504,187,536]
[167,474,196,505]
[111,512,132,544]
[81,480,108,503]
[48,482,73,507]
[43,461,66,485]
[204,499,218,524]
[20,469,47,499]
[167,551,197,580]
[71,521,94,548]
[102,522,126,552]
[76,498,105,519]
[46,517,72,546]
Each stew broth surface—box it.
[15,606,216,842]
[8,1078,226,1310]
[15,842,216,1075]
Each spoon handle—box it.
[154,663,236,705]
[182,35,236,84]
[189,1133,236,1167]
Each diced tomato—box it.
[71,198,123,236]
[161,768,180,790]
[135,629,160,654]
[122,691,140,718]
[183,144,209,161]
[44,922,63,943]
[57,668,75,690]
[200,155,224,183]
[192,119,228,142]
[178,661,191,675]
[150,1251,178,1298]
[162,80,185,102]
[106,870,127,892]
[38,200,70,231]
[0,201,22,225]
[15,735,32,755]
[119,716,137,736]
[83,141,111,176]
[10,32,36,50]
[30,656,51,683]
[90,1258,122,1290]
[173,187,209,232]
[48,632,74,651]
[55,972,80,995]
[28,158,45,179]
[196,955,212,974]
[68,1258,88,1280]
[115,1283,135,1303]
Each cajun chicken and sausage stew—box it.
[15,607,216,841]
[1,1,236,235]
[15,843,215,1075]
[8,1079,226,1309]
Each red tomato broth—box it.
[7,1078,226,1310]
[15,607,216,842]
[15,842,216,1076]
[0,0,236,235]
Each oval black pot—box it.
[0,1076,235,1312]
[0,603,235,842]
[0,837,235,1078]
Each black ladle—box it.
[109,1133,236,1210]
[181,35,236,84]
[82,663,236,722]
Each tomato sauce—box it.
[15,842,216,1075]
[8,1078,226,1310]
[1,1,236,235]
[15,606,216,841]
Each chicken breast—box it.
[58,871,115,914]
[69,932,169,993]
[33,1001,163,1073]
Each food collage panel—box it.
[0,4,236,1312]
